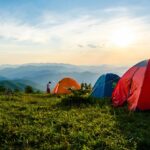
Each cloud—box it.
[0,7,150,66]
[0,12,139,44]
[0,13,147,48]
[87,44,98,48]
[78,44,84,48]
[0,22,48,43]
[0,8,142,45]
[104,7,128,13]
[78,43,105,49]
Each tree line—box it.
[0,85,36,94]
[0,83,92,95]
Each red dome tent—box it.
[112,59,150,111]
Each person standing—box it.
[47,81,51,93]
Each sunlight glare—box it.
[110,27,136,47]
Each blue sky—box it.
[0,0,150,65]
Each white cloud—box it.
[0,9,148,46]
[104,7,128,13]
[0,7,150,65]
[0,22,48,43]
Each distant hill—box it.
[0,76,7,81]
[0,80,39,91]
[0,63,128,91]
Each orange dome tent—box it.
[53,77,81,94]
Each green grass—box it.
[0,94,150,150]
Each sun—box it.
[110,27,136,47]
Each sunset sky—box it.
[0,0,150,66]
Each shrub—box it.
[0,85,6,93]
[61,94,93,107]
[35,90,41,94]
[25,85,34,93]
[14,88,20,93]
[68,82,92,96]
[61,85,93,107]
[81,83,92,91]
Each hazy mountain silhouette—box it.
[0,63,127,91]
[0,76,7,81]
[0,79,38,91]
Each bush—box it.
[61,94,93,107]
[24,86,34,93]
[61,83,93,107]
[0,85,6,93]
[68,82,92,96]
[14,88,20,93]
[35,90,41,94]
[81,83,92,91]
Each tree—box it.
[25,86,34,93]
[81,83,92,91]
[14,88,20,93]
[88,83,92,91]
[35,90,41,94]
[0,85,6,93]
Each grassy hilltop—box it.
[0,93,150,150]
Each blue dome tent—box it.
[91,73,120,98]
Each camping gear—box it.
[53,77,80,94]
[91,73,120,98]
[112,59,150,111]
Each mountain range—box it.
[0,79,38,91]
[0,63,128,91]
